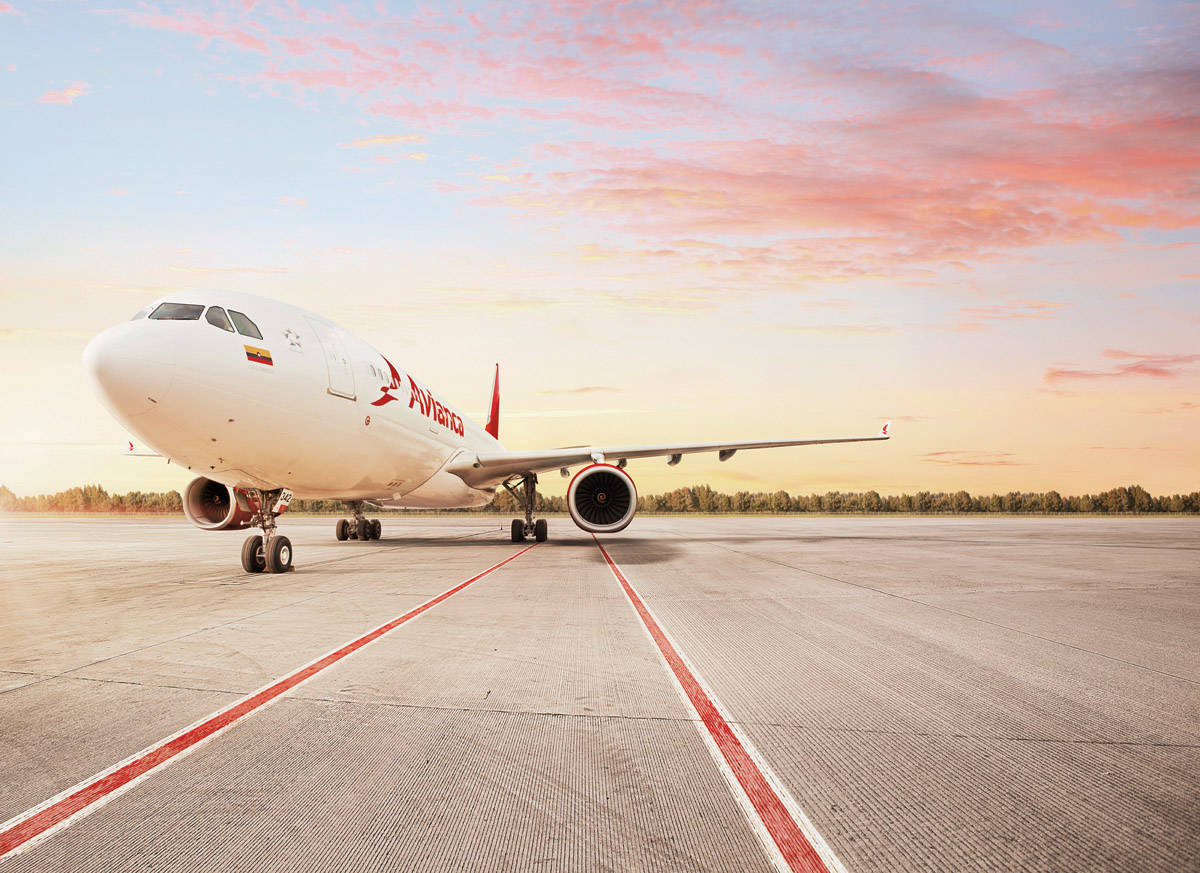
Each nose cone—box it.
[83,321,176,420]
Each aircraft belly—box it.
[391,470,493,508]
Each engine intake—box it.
[183,476,253,531]
[567,464,637,533]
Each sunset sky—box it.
[1,0,1197,499]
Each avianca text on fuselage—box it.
[408,375,464,437]
[370,356,464,437]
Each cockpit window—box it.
[205,306,235,332]
[228,310,262,339]
[149,303,204,321]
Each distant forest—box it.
[2,483,1198,515]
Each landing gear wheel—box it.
[265,535,293,573]
[241,535,266,573]
[534,519,548,542]
[356,517,369,541]
[370,519,382,540]
[511,519,525,542]
[336,519,349,541]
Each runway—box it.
[1,516,1197,872]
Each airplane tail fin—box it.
[484,364,500,439]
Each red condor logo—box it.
[370,357,404,407]
[370,356,464,437]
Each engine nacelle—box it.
[567,464,637,534]
[182,476,254,531]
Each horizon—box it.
[2,1,1198,499]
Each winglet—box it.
[880,420,892,438]
[124,441,161,457]
[484,363,500,440]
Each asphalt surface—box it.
[1,516,1197,872]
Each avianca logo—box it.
[370,357,403,407]
[408,375,465,436]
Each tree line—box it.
[2,483,1197,515]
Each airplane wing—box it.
[448,422,891,487]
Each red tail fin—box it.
[484,363,500,439]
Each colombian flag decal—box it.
[244,345,273,366]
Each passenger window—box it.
[149,302,204,321]
[205,307,235,332]
[228,310,262,339]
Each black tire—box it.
[265,535,293,573]
[511,519,525,542]
[356,517,369,540]
[335,519,349,541]
[241,535,265,573]
[534,519,548,542]
[371,519,382,540]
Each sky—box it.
[1,0,1197,499]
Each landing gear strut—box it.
[504,474,549,543]
[335,502,381,542]
[240,488,294,574]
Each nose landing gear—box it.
[505,474,549,543]
[240,489,294,573]
[335,502,382,541]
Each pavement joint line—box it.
[0,542,538,862]
[595,536,849,873]
[11,670,1193,749]
[273,695,1200,747]
[708,542,1200,687]
[0,534,507,697]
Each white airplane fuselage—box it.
[85,291,497,508]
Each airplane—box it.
[83,291,891,574]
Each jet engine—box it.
[567,464,637,533]
[182,476,254,531]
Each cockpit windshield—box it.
[149,303,204,321]
[228,310,262,339]
[205,306,235,332]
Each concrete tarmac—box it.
[0,516,1197,872]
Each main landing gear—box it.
[240,489,294,574]
[335,502,382,542]
[505,473,549,543]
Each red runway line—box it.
[594,537,842,873]
[0,543,537,860]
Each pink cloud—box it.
[922,451,1026,466]
[932,299,1070,332]
[339,133,427,148]
[39,82,88,104]
[368,99,496,125]
[1140,400,1199,415]
[1045,350,1200,383]
[126,11,268,53]
[0,2,17,14]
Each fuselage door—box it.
[306,317,356,400]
